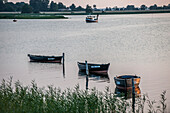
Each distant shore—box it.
[0,14,68,19]
[45,9,170,15]
[0,9,170,19]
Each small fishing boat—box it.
[86,14,99,23]
[114,75,141,89]
[28,54,63,63]
[13,19,17,22]
[77,62,110,74]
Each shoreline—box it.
[0,14,68,19]
[0,9,170,19]
[55,9,170,15]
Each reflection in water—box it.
[78,71,110,89]
[28,62,63,71]
[115,86,141,99]
[62,53,65,78]
[78,71,110,83]
[28,62,65,78]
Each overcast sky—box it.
[8,0,170,8]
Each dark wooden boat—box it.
[28,54,63,63]
[13,19,17,22]
[86,14,99,23]
[114,75,141,90]
[77,62,110,74]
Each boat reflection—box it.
[115,86,141,99]
[78,71,110,83]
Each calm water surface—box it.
[0,14,170,110]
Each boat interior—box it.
[117,75,140,79]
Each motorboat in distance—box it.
[86,14,99,23]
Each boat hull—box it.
[28,54,62,63]
[86,19,98,23]
[77,62,110,74]
[114,75,141,90]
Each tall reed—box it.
[0,77,167,113]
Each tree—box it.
[29,0,40,13]
[21,4,32,13]
[0,0,5,11]
[0,0,3,5]
[93,4,96,9]
[40,0,49,11]
[126,5,135,10]
[140,5,147,10]
[58,2,66,9]
[15,2,26,11]
[76,6,84,11]
[29,0,49,13]
[69,3,76,11]
[85,4,92,14]
[4,2,15,12]
[49,1,58,11]
[149,4,157,10]
[2,0,7,3]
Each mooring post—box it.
[85,60,89,90]
[62,53,65,77]
[85,61,89,75]
[132,78,135,113]
[63,53,65,64]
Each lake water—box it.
[0,14,170,111]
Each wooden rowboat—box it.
[77,62,110,74]
[114,75,141,90]
[28,54,63,63]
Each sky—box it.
[8,0,170,8]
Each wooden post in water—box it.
[85,61,89,90]
[85,61,89,75]
[132,78,135,113]
[62,53,65,77]
[96,14,99,20]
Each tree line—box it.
[0,0,170,13]
[0,0,93,13]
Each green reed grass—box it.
[0,77,167,113]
